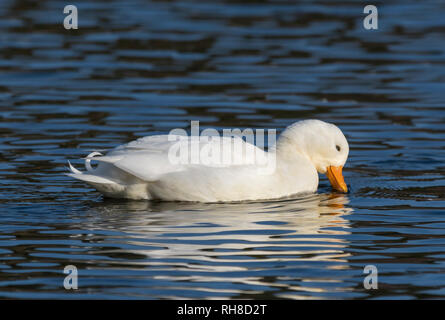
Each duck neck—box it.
[274,135,312,165]
[267,136,319,193]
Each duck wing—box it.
[69,134,269,183]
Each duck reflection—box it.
[81,193,354,298]
[86,193,352,251]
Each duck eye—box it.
[336,145,341,152]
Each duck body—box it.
[67,120,348,202]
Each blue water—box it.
[0,0,444,299]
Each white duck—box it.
[67,119,349,202]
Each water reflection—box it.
[88,193,353,235]
[64,194,354,299]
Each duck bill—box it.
[326,165,348,193]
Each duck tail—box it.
[66,151,117,185]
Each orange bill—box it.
[326,165,348,193]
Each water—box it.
[0,0,444,299]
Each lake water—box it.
[0,0,444,299]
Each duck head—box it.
[278,119,349,193]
